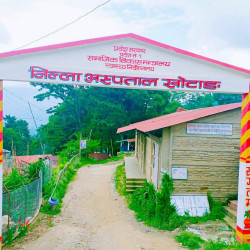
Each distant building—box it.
[3,149,14,173]
[117,138,135,152]
[15,155,58,168]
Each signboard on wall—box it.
[172,167,188,180]
[186,123,233,136]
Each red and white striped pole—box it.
[237,93,250,242]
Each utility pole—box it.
[28,102,44,154]
[79,133,82,157]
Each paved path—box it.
[20,161,182,250]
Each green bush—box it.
[129,173,184,231]
[203,238,233,250]
[4,158,48,191]
[4,168,29,191]
[26,158,45,181]
[115,167,226,231]
[129,182,156,223]
[175,232,205,249]
[59,137,101,161]
[41,157,80,215]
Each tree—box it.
[30,82,242,155]
[30,83,175,154]
[3,115,31,155]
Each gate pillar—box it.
[237,93,250,242]
[0,80,3,248]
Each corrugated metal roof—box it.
[15,154,52,165]
[117,103,241,133]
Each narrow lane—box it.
[20,161,182,250]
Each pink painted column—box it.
[237,93,250,242]
[0,80,3,248]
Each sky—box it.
[0,0,250,132]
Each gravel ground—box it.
[13,161,183,250]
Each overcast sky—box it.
[0,0,249,132]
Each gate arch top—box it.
[0,33,249,93]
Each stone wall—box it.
[164,108,241,201]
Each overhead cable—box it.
[14,0,111,51]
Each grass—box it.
[114,164,229,233]
[175,232,250,250]
[114,163,127,196]
[175,232,205,249]
[114,163,132,205]
[99,155,124,164]
[41,157,80,215]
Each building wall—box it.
[136,131,161,186]
[136,132,146,174]
[161,108,241,201]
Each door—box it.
[153,142,159,188]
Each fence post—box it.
[39,170,42,207]
[22,184,27,224]
[3,186,10,232]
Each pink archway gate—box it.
[0,33,250,245]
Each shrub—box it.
[4,168,29,191]
[129,173,185,231]
[41,157,83,215]
[26,158,45,181]
[118,169,226,231]
[129,182,156,222]
[203,238,232,250]
[175,232,205,249]
[59,137,101,161]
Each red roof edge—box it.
[117,102,241,134]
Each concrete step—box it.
[126,177,146,193]
[224,216,236,232]
[126,185,144,192]
[126,188,141,192]
[126,179,145,183]
[126,181,145,186]
[229,200,237,211]
[126,185,144,188]
[223,206,237,221]
[126,189,135,193]
[126,178,146,182]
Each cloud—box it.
[0,23,11,44]
[0,0,249,70]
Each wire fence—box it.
[2,160,52,242]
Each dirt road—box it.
[20,161,182,250]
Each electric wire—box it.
[4,88,47,113]
[3,90,48,129]
[14,0,111,51]
[28,102,45,154]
